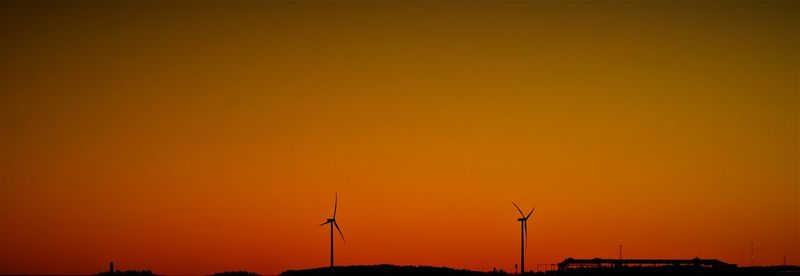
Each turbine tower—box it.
[320,193,345,267]
[513,202,535,275]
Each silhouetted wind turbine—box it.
[320,193,345,267]
[513,202,535,275]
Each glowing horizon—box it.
[1,1,797,275]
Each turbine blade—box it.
[512,202,525,217]
[333,192,338,219]
[526,206,535,219]
[320,221,331,226]
[334,221,345,242]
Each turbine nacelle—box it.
[513,202,535,220]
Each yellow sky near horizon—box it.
[1,1,798,275]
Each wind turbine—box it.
[320,193,345,267]
[513,202,535,275]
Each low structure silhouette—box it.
[280,265,498,276]
[557,257,735,270]
[279,263,798,276]
[211,271,260,276]
[96,269,156,276]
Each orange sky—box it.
[1,1,798,275]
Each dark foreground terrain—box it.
[280,264,800,276]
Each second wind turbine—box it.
[320,193,345,267]
[513,202,535,275]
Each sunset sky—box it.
[1,1,798,275]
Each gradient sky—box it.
[1,1,798,275]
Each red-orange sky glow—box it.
[1,1,798,275]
